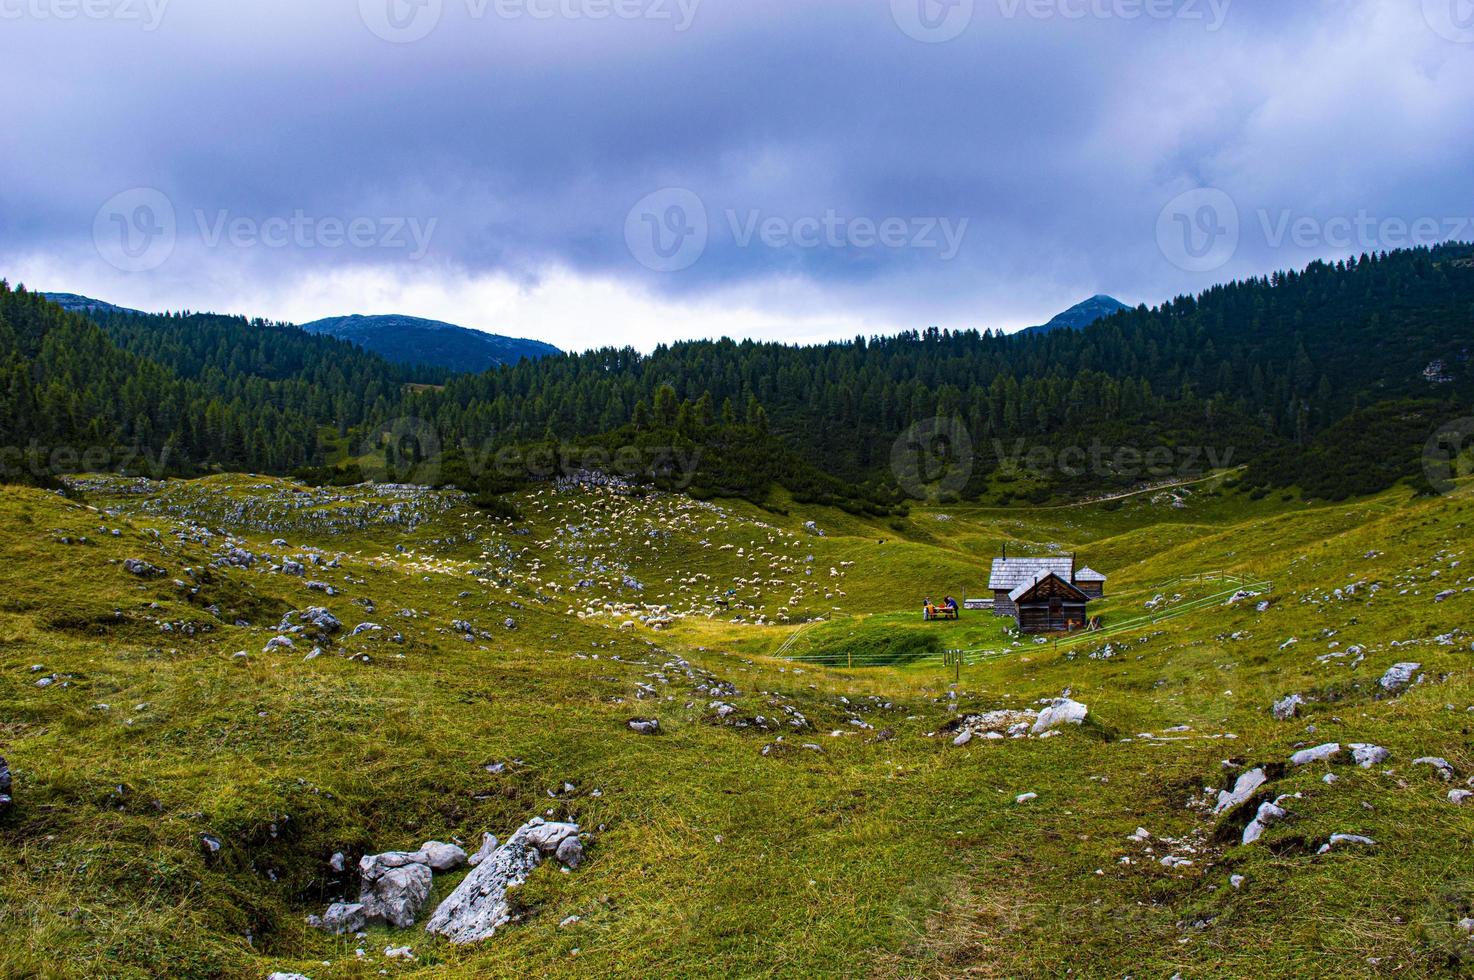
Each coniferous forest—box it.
[3,244,1471,508]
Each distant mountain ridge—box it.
[1022,294,1130,334]
[299,314,560,374]
[42,293,145,317]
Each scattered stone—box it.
[1351,744,1390,768]
[468,833,498,868]
[1242,801,1287,845]
[1291,743,1342,766]
[267,973,311,980]
[1379,662,1421,693]
[1317,833,1376,854]
[0,757,12,814]
[425,819,586,944]
[1450,790,1473,805]
[1214,768,1266,814]
[384,946,415,961]
[123,558,165,578]
[1272,694,1305,721]
[627,718,660,735]
[320,901,367,935]
[418,841,468,872]
[358,852,434,928]
[1030,698,1088,734]
[1230,874,1246,890]
[1413,757,1455,780]
[1015,792,1038,804]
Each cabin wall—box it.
[1077,582,1104,599]
[992,589,1016,617]
[1016,600,1089,634]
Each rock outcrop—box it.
[425,819,585,944]
[358,852,434,928]
[1030,698,1088,734]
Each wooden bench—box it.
[928,607,959,621]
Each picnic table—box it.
[925,605,959,621]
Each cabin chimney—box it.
[1002,542,1007,561]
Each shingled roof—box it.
[1008,572,1090,603]
[989,556,1075,591]
[1074,567,1107,582]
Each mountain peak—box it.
[299,314,561,373]
[1022,295,1129,335]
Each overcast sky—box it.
[2,0,1472,351]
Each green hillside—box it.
[2,470,1471,977]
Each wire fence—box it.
[775,574,1273,670]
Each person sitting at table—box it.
[923,598,935,620]
[944,595,959,612]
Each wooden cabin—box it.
[1009,573,1090,633]
[1074,567,1107,599]
[987,550,1107,633]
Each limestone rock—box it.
[1272,694,1305,721]
[1350,744,1390,768]
[1413,757,1454,780]
[123,558,165,578]
[0,756,11,814]
[1242,801,1287,845]
[1214,768,1266,814]
[320,901,367,935]
[1030,698,1088,735]
[418,841,468,872]
[1290,743,1342,766]
[467,833,498,868]
[425,819,585,945]
[1379,662,1421,693]
[627,718,660,735]
[358,852,434,928]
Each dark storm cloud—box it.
[3,0,1473,335]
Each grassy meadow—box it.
[0,472,1471,978]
